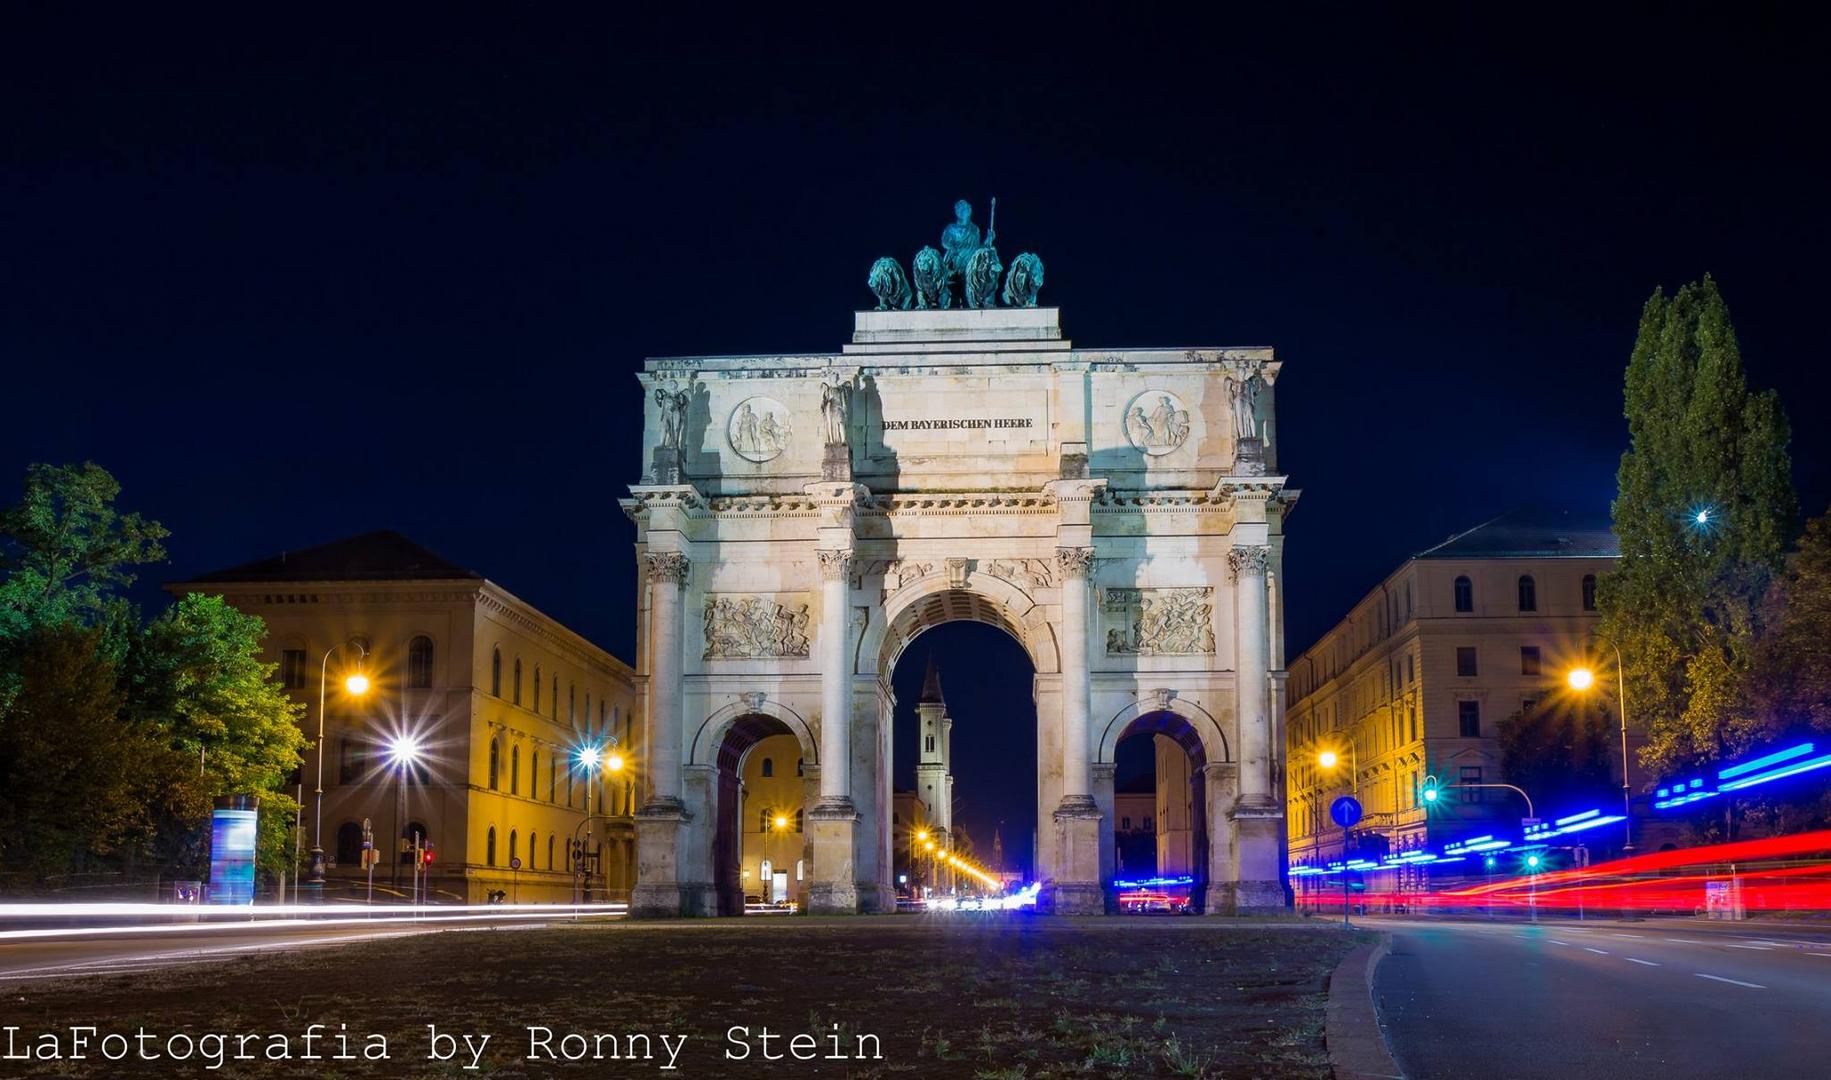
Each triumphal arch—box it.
[622,206,1294,916]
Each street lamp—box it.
[384,734,423,897]
[1566,639,1635,853]
[571,739,624,903]
[307,641,369,887]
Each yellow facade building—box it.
[1283,512,1617,901]
[735,732,808,905]
[169,530,638,904]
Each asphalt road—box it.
[0,912,617,984]
[1368,916,1831,1079]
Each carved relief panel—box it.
[1102,587,1216,655]
[702,594,812,658]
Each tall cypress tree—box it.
[1600,276,1795,778]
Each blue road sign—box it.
[1330,795,1363,829]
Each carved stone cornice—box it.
[862,492,1059,515]
[1095,489,1231,510]
[622,486,706,523]
[816,550,854,581]
[1227,545,1272,580]
[645,552,691,586]
[1055,547,1096,580]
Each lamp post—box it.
[1567,636,1634,853]
[572,740,625,903]
[1316,743,1361,912]
[384,734,423,898]
[306,641,369,886]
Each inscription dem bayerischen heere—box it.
[880,417,1034,431]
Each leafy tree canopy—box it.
[1600,276,1795,778]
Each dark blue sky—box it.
[5,9,1827,857]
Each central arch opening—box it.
[713,713,807,915]
[889,621,1037,905]
[1111,711,1209,913]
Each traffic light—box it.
[422,843,435,866]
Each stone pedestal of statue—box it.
[1232,437,1266,476]
[651,446,683,486]
[1229,801,1286,914]
[1043,799,1105,915]
[631,801,698,918]
[806,800,860,914]
[821,443,851,482]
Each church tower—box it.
[915,656,956,889]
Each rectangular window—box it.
[1460,765,1482,802]
[1406,655,1415,684]
[1456,647,1478,677]
[1521,696,1540,715]
[1458,700,1481,738]
[1520,646,1541,676]
[280,649,307,689]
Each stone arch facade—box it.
[622,304,1294,917]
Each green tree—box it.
[0,625,173,885]
[128,593,307,877]
[1752,508,1831,737]
[1601,276,1796,779]
[0,462,168,640]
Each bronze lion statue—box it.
[867,257,911,311]
[1002,252,1044,307]
[963,245,1003,309]
[911,246,948,309]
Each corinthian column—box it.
[1056,546,1097,811]
[643,551,689,810]
[815,549,854,809]
[1230,544,1273,809]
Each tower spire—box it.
[920,654,944,705]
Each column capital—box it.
[1055,546,1096,580]
[645,551,690,585]
[1227,544,1272,581]
[816,549,854,581]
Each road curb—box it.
[1327,934,1405,1080]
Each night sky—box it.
[5,10,1828,863]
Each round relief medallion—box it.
[1123,390,1192,456]
[727,397,792,462]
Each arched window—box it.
[510,745,521,794]
[488,738,501,790]
[1517,575,1537,612]
[761,757,774,778]
[600,700,606,728]
[549,755,557,801]
[531,750,540,798]
[509,829,519,865]
[407,635,434,689]
[335,822,362,864]
[491,648,503,696]
[551,676,559,719]
[486,826,497,866]
[547,835,555,870]
[1453,576,1473,613]
[1581,574,1598,611]
[567,769,575,808]
[513,658,523,706]
[529,831,537,868]
[585,693,592,725]
[533,666,542,712]
[568,684,576,723]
